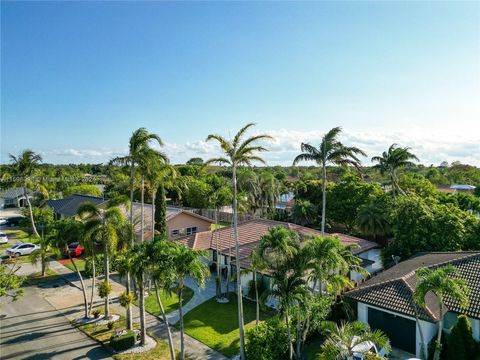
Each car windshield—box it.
[11,243,23,249]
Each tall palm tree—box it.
[171,244,209,360]
[290,199,316,227]
[293,127,366,233]
[8,150,42,237]
[356,201,391,240]
[206,122,272,359]
[29,228,58,277]
[77,198,127,319]
[320,321,391,359]
[413,266,469,360]
[111,127,164,327]
[371,144,419,196]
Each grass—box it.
[64,258,86,273]
[25,268,60,285]
[139,287,194,317]
[182,295,273,357]
[78,311,179,360]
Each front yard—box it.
[182,295,272,357]
[139,287,194,317]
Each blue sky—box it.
[1,1,479,165]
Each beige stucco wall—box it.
[167,212,212,239]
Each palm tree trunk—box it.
[285,308,293,360]
[433,302,444,360]
[141,176,145,242]
[88,253,96,317]
[24,185,40,237]
[139,274,146,345]
[154,280,175,360]
[104,244,110,319]
[254,271,259,325]
[126,161,135,329]
[321,162,327,234]
[151,189,156,241]
[215,208,221,299]
[179,286,185,360]
[296,305,302,359]
[69,252,89,318]
[232,165,246,360]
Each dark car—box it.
[63,242,84,258]
[4,216,25,227]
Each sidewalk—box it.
[41,259,228,360]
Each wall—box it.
[167,213,212,239]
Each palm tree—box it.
[111,127,164,327]
[413,266,469,360]
[320,321,391,359]
[8,150,42,237]
[171,244,209,360]
[290,199,316,226]
[371,144,419,196]
[356,201,391,240]
[293,127,366,234]
[77,198,127,319]
[29,230,58,277]
[206,122,272,359]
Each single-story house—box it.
[345,251,480,357]
[46,194,213,240]
[0,187,34,208]
[174,218,383,296]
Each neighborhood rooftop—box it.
[345,251,480,322]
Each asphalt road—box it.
[0,286,112,360]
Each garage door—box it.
[368,307,416,354]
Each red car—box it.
[64,242,84,258]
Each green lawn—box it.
[137,287,194,317]
[25,268,60,285]
[64,258,86,273]
[182,295,272,357]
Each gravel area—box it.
[116,334,157,354]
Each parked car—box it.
[0,232,8,244]
[3,216,25,227]
[0,217,7,225]
[63,242,84,258]
[6,242,40,257]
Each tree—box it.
[77,198,127,319]
[206,122,272,360]
[0,264,25,303]
[171,244,209,360]
[356,201,391,240]
[446,315,476,360]
[245,317,289,360]
[29,228,58,277]
[186,157,204,165]
[293,127,366,233]
[413,266,469,360]
[63,184,102,197]
[111,127,164,328]
[320,321,391,359]
[154,165,182,237]
[8,150,43,237]
[290,199,316,227]
[371,144,419,196]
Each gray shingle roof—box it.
[0,187,30,199]
[346,252,480,321]
[46,194,104,217]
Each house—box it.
[450,184,476,192]
[345,251,480,357]
[45,194,212,240]
[0,187,34,208]
[174,218,383,296]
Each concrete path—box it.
[0,286,111,360]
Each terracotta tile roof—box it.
[345,252,480,321]
[173,219,379,271]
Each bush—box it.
[84,254,118,278]
[246,317,289,360]
[107,321,115,330]
[447,315,476,360]
[118,291,134,308]
[92,309,102,319]
[110,330,136,352]
[98,281,112,299]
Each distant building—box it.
[0,187,33,208]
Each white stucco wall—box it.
[471,318,480,341]
[351,248,383,281]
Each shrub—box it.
[110,330,136,352]
[118,291,134,308]
[92,309,102,319]
[247,276,267,299]
[428,331,448,360]
[107,321,115,330]
[447,315,476,360]
[98,281,112,299]
[246,317,289,360]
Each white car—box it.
[6,243,40,257]
[0,217,6,225]
[0,232,8,244]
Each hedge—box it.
[110,330,136,352]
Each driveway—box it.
[0,286,111,360]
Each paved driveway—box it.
[0,286,111,360]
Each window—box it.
[171,229,180,236]
[186,227,197,236]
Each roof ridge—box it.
[402,277,438,321]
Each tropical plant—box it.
[356,201,391,240]
[413,266,469,360]
[0,264,25,302]
[245,317,289,360]
[293,127,366,233]
[290,199,317,227]
[29,230,59,277]
[446,314,476,360]
[371,144,419,196]
[206,122,272,360]
[320,321,391,359]
[8,150,43,237]
[171,244,209,360]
